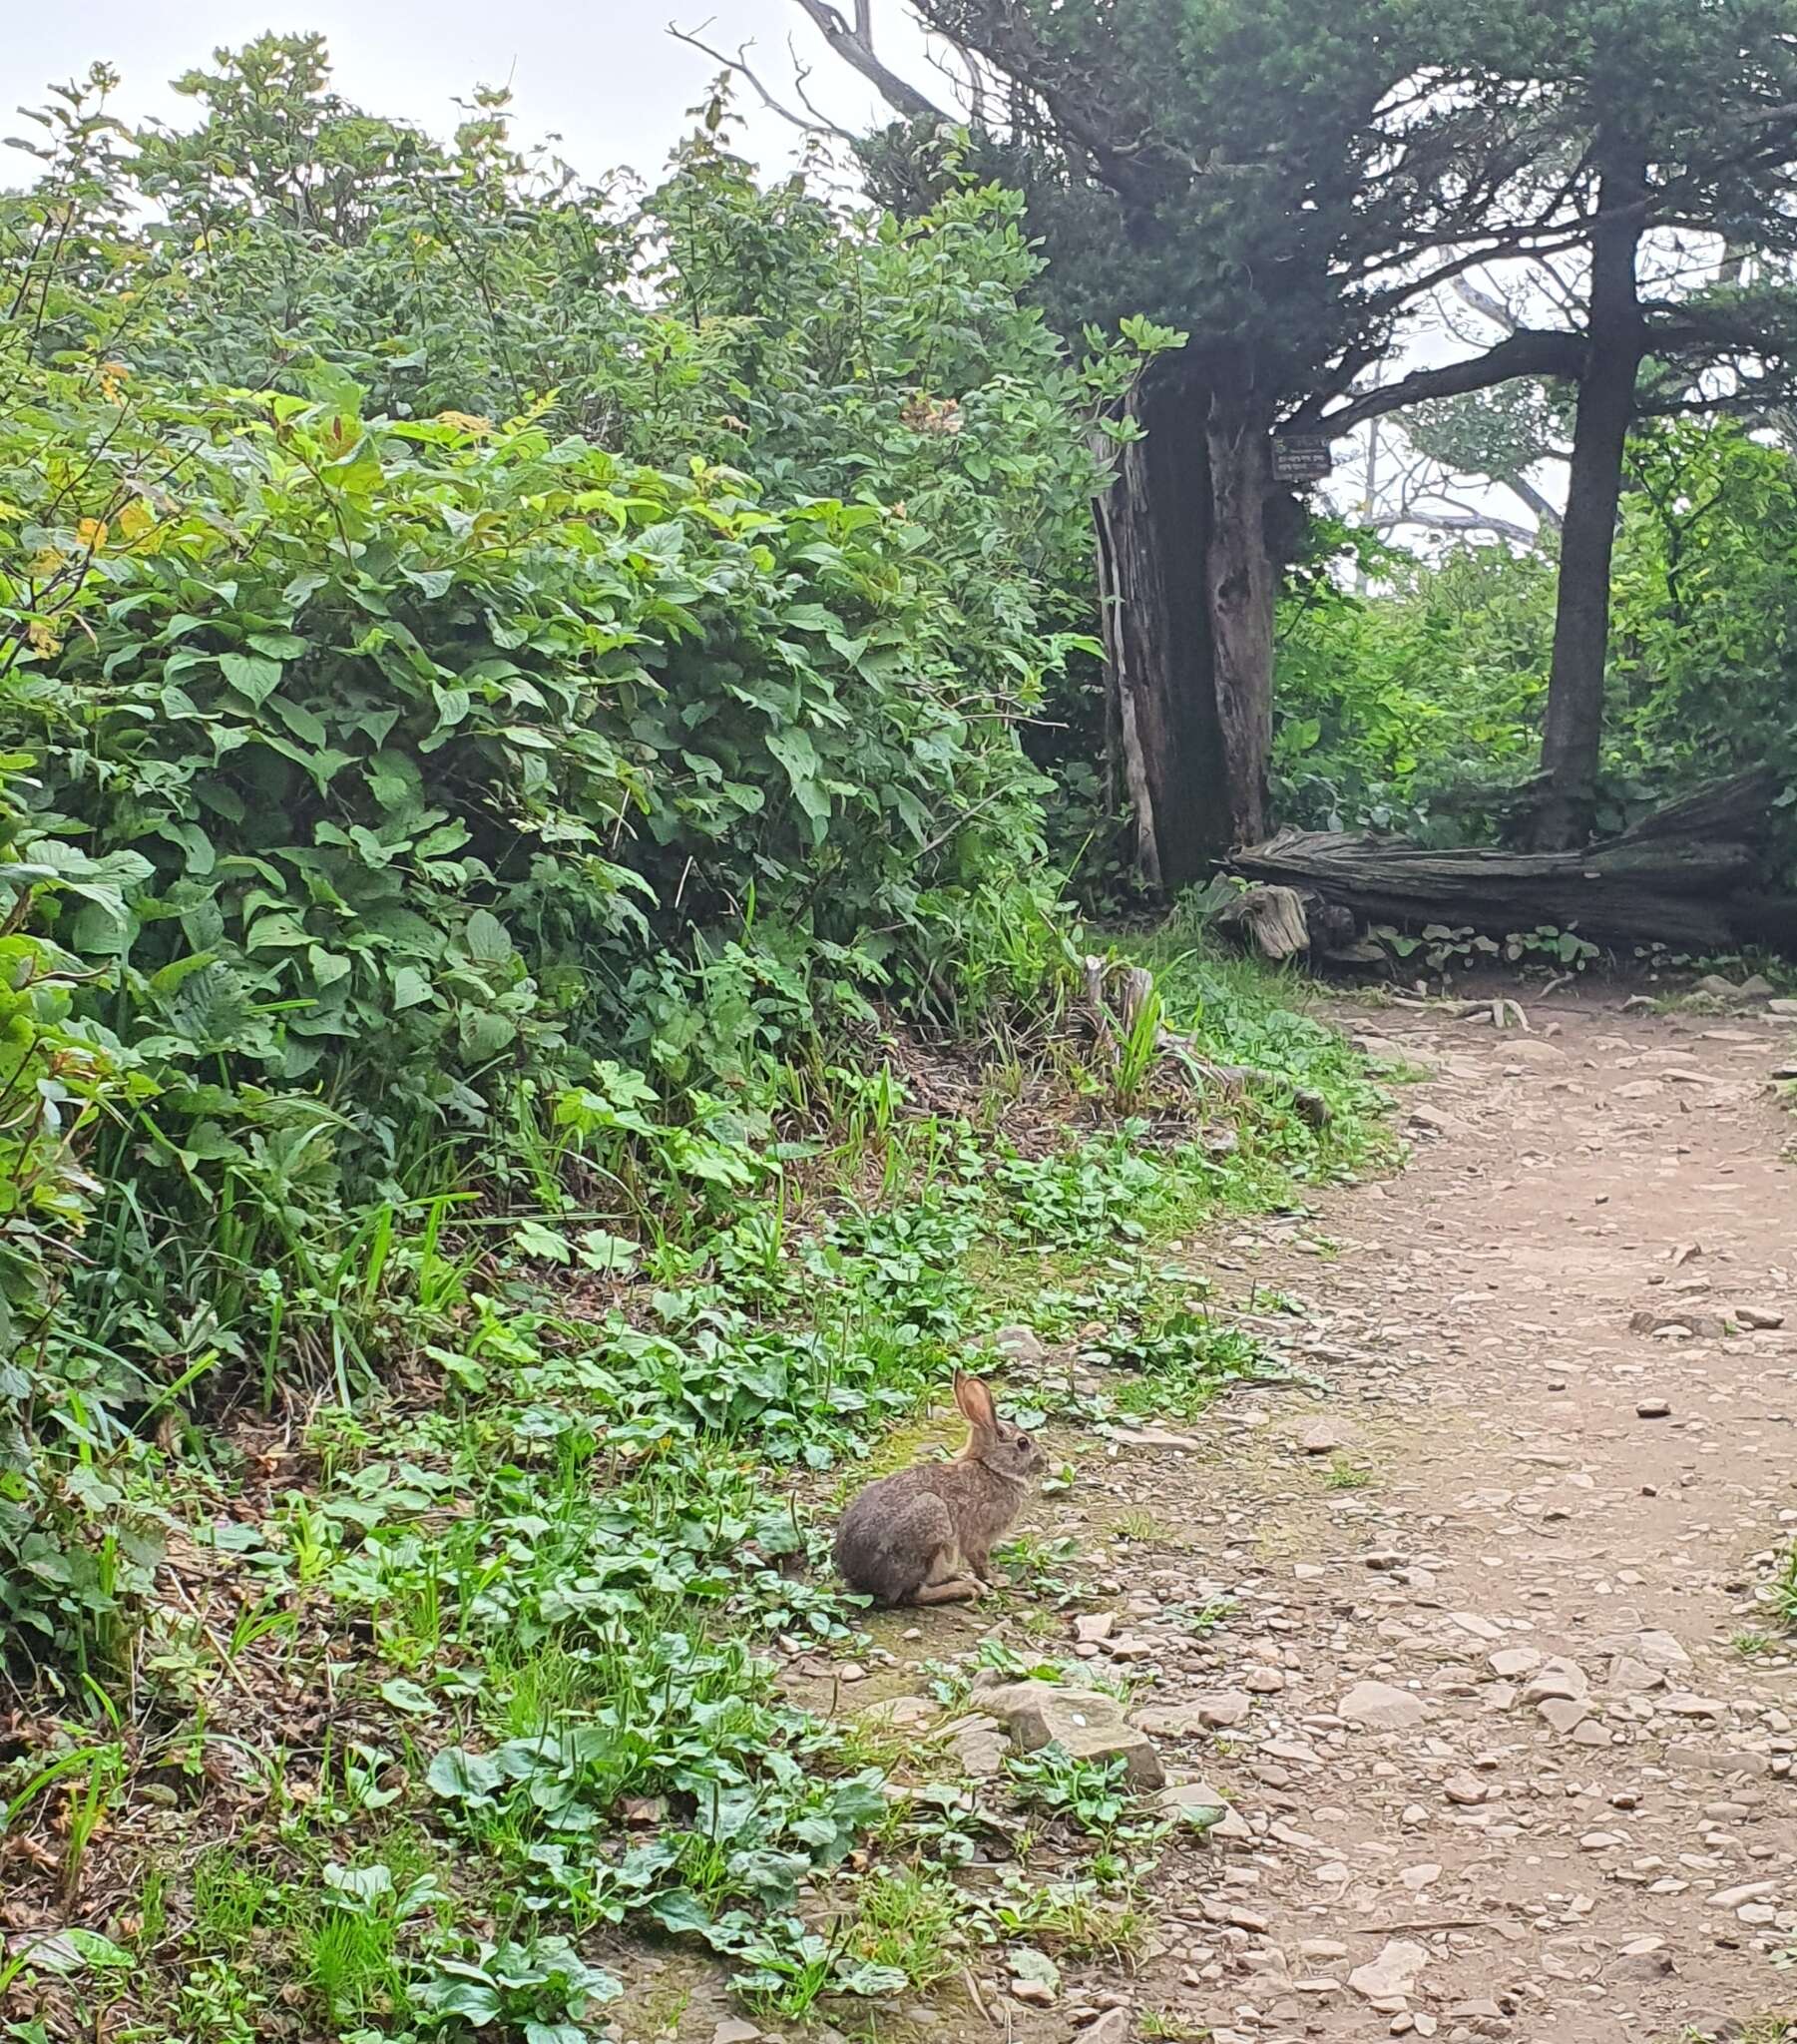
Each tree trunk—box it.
[1093,356,1220,891]
[1093,354,1280,890]
[1204,383,1277,851]
[1531,145,1647,850]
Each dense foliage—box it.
[0,42,1172,1662]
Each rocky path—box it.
[1029,991,1797,2044]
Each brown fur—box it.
[832,1373,1044,1605]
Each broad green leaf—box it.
[390,965,433,1010]
[220,653,283,705]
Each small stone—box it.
[1489,1647,1542,1679]
[1083,2013,1132,2044]
[1659,1692,1728,1719]
[1628,1629,1692,1670]
[1243,1667,1285,1694]
[1134,1691,1253,1736]
[994,1323,1045,1361]
[1635,1397,1672,1419]
[1400,1862,1442,1890]
[1734,1303,1785,1330]
[862,1695,935,1731]
[713,2023,762,2044]
[1339,1681,1429,1730]
[1348,1939,1430,2005]
[1522,1657,1588,1703]
[1011,1979,1057,2007]
[1606,1656,1665,1695]
[946,1716,1010,1777]
[1449,1611,1503,1642]
[1707,1880,1776,1909]
[1076,1612,1117,1644]
[1539,1697,1590,1735]
[1629,1308,1724,1339]
[1298,1419,1347,1454]
[1444,1772,1486,1805]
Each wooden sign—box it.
[1271,432,1333,483]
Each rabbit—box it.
[833,1372,1044,1605]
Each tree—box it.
[1314,2,1797,846]
[786,0,1797,867]
[1505,3,1797,846]
[775,2,1596,880]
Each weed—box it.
[1139,2010,1205,2041]
[982,1871,1154,1962]
[1007,1745,1136,1837]
[1772,1541,1797,1631]
[841,1862,967,1992]
[1161,1595,1237,1637]
[1324,1456,1375,1490]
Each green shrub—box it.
[0,40,1163,1669]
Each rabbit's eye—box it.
[1014,1436,1029,1454]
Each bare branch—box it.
[1453,274,1519,333]
[1504,469,1565,534]
[669,18,858,140]
[789,0,952,124]
[1374,507,1543,546]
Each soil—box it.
[789,989,1797,2044]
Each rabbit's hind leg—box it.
[913,1575,982,1604]
[895,1494,979,1605]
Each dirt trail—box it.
[1052,990,1797,2043]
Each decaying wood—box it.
[1081,954,1331,1126]
[1230,769,1792,949]
[1214,883,1312,962]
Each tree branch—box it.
[1300,329,1587,437]
[1453,274,1519,333]
[669,19,858,140]
[906,0,1199,207]
[1374,506,1543,546]
[1505,469,1565,535]
[788,0,952,124]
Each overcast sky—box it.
[9,2,934,186]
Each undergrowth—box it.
[0,936,1386,2040]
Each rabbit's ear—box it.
[955,1372,997,1436]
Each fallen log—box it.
[1229,770,1796,952]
